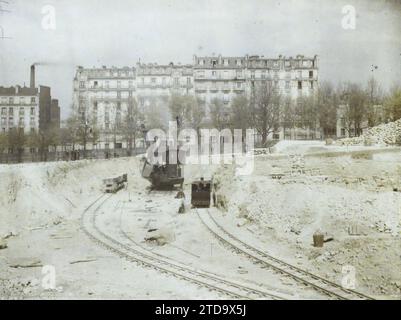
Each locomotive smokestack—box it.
[30,64,35,89]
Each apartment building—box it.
[72,54,319,146]
[72,66,136,148]
[0,65,60,134]
[193,54,318,104]
[136,62,194,109]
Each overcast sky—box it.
[0,0,400,119]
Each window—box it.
[105,81,110,88]
[212,71,217,78]
[94,81,98,87]
[261,71,266,79]
[236,70,242,78]
[187,77,191,85]
[251,71,255,79]
[309,71,313,79]
[174,77,179,86]
[298,71,302,79]
[224,59,228,66]
[197,71,205,78]
[117,102,121,111]
[223,94,229,104]
[31,97,36,103]
[30,107,35,115]
[223,71,228,79]
[128,80,133,88]
[298,81,302,90]
[9,107,13,114]
[236,82,241,89]
[9,97,14,104]
[117,81,121,88]
[236,59,241,66]
[1,108,6,115]
[19,108,24,116]
[212,60,217,67]
[162,77,166,86]
[285,61,291,67]
[285,81,290,89]
[310,81,314,89]
[199,59,204,65]
[79,81,85,88]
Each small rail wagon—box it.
[103,174,127,193]
[191,178,212,208]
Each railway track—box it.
[196,208,375,300]
[81,194,286,300]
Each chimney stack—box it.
[30,64,35,89]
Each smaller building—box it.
[0,65,61,134]
[0,86,40,134]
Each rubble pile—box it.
[338,119,401,146]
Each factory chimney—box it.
[30,64,35,89]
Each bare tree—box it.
[8,128,26,162]
[65,114,80,151]
[168,94,188,125]
[122,97,143,155]
[281,96,297,139]
[251,81,282,145]
[384,84,401,122]
[316,81,338,138]
[366,77,383,127]
[185,96,206,132]
[338,82,367,137]
[145,102,165,130]
[294,94,319,139]
[168,94,205,131]
[230,95,251,134]
[209,98,229,130]
[0,132,7,154]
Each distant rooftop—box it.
[0,86,39,96]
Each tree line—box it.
[1,78,401,158]
[168,78,401,146]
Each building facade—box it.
[0,65,61,135]
[136,62,194,109]
[193,54,318,104]
[0,86,40,134]
[72,54,319,147]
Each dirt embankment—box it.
[213,152,401,298]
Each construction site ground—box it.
[0,141,400,299]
